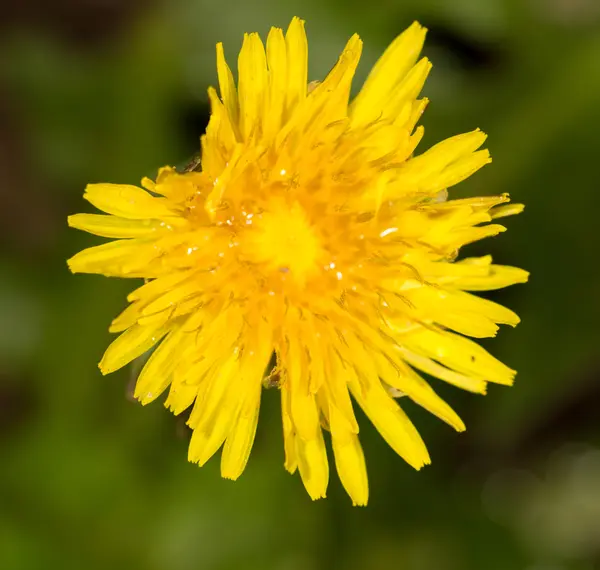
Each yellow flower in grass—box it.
[68,18,528,505]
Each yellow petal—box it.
[67,239,156,276]
[127,269,194,302]
[331,430,369,506]
[491,203,525,219]
[325,350,359,434]
[319,379,368,504]
[305,320,325,394]
[192,356,240,432]
[221,380,261,480]
[303,34,362,129]
[201,88,238,178]
[426,255,529,291]
[179,354,219,387]
[351,21,427,126]
[450,265,530,291]
[284,17,308,116]
[83,183,177,219]
[424,149,492,194]
[444,224,507,249]
[287,337,320,441]
[295,429,329,500]
[401,285,507,338]
[187,356,242,466]
[99,322,169,375]
[68,214,167,239]
[403,327,516,385]
[164,378,198,415]
[373,353,466,432]
[221,321,272,479]
[134,326,188,405]
[289,378,321,442]
[397,129,488,189]
[406,124,425,156]
[281,383,298,474]
[193,308,245,363]
[401,97,429,132]
[109,300,147,333]
[424,194,508,213]
[275,33,362,150]
[349,375,430,470]
[398,347,488,393]
[238,32,268,140]
[380,57,432,122]
[265,26,287,139]
[216,42,239,128]
[140,277,201,318]
[188,406,233,467]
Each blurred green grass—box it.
[1,1,600,569]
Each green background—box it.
[1,0,600,568]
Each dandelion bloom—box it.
[68,18,528,505]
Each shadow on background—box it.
[1,0,600,569]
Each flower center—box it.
[244,200,325,287]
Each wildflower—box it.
[68,18,528,505]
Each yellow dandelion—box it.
[68,18,528,505]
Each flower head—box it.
[68,18,528,505]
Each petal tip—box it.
[66,257,77,273]
[309,492,327,501]
[350,494,369,507]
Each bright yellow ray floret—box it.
[68,18,528,506]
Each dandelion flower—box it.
[68,18,528,505]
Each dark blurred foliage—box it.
[1,1,600,569]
